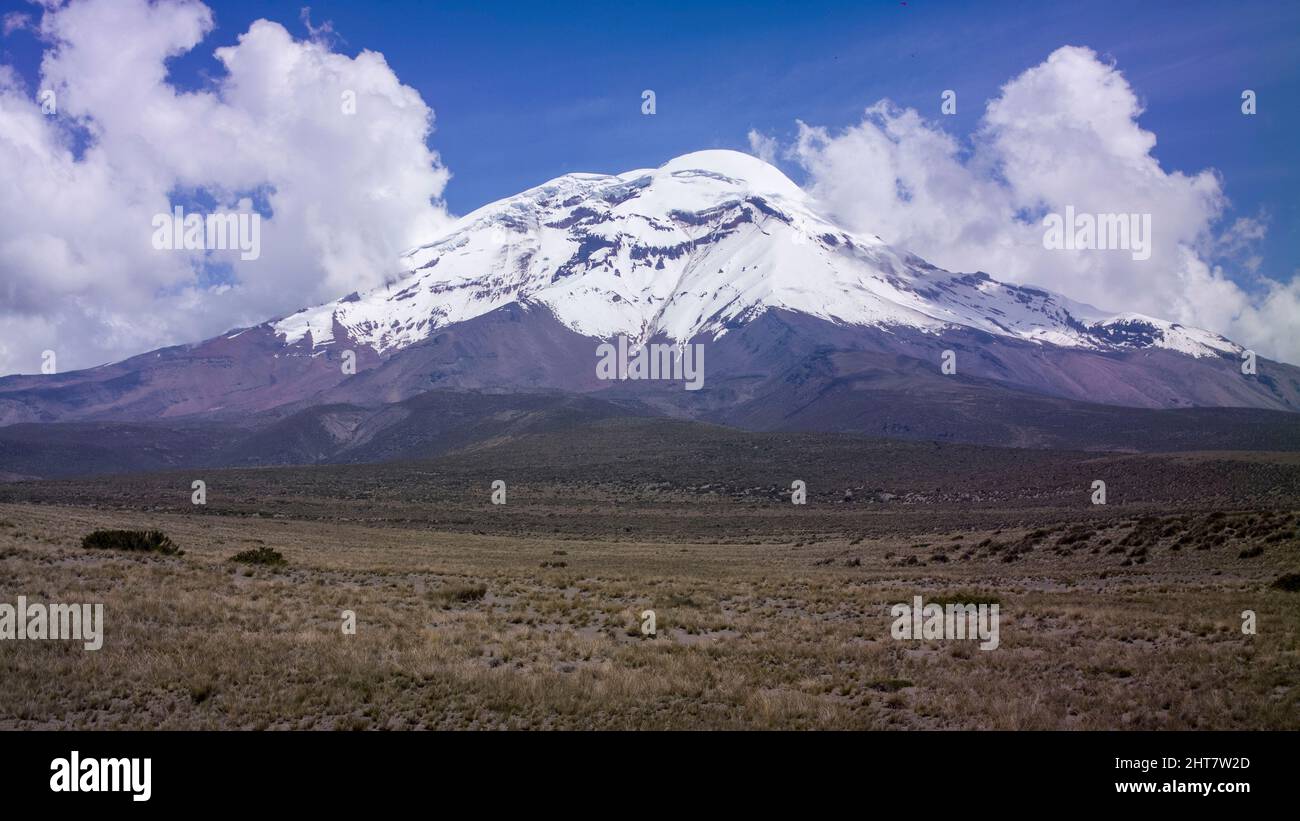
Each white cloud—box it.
[4,27,1295,376]
[784,45,1300,365]
[2,11,32,36]
[747,128,778,165]
[0,0,450,374]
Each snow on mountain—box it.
[270,150,1240,360]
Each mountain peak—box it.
[270,149,1241,364]
[652,150,806,201]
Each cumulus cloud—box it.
[783,45,1299,364]
[0,0,450,375]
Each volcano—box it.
[2,150,1297,476]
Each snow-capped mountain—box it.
[2,150,1296,451]
[271,150,1240,361]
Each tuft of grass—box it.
[867,678,913,692]
[1092,666,1134,679]
[189,681,216,704]
[229,546,286,566]
[429,583,486,606]
[82,529,183,556]
[927,591,1001,606]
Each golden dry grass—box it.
[0,502,1297,729]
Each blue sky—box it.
[1,0,1297,372]
[216,1,1293,270]
[4,0,1295,265]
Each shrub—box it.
[1270,573,1300,592]
[1238,546,1264,560]
[82,529,182,556]
[229,546,286,566]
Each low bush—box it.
[82,529,183,556]
[229,546,286,566]
[1270,573,1300,592]
[429,584,486,606]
